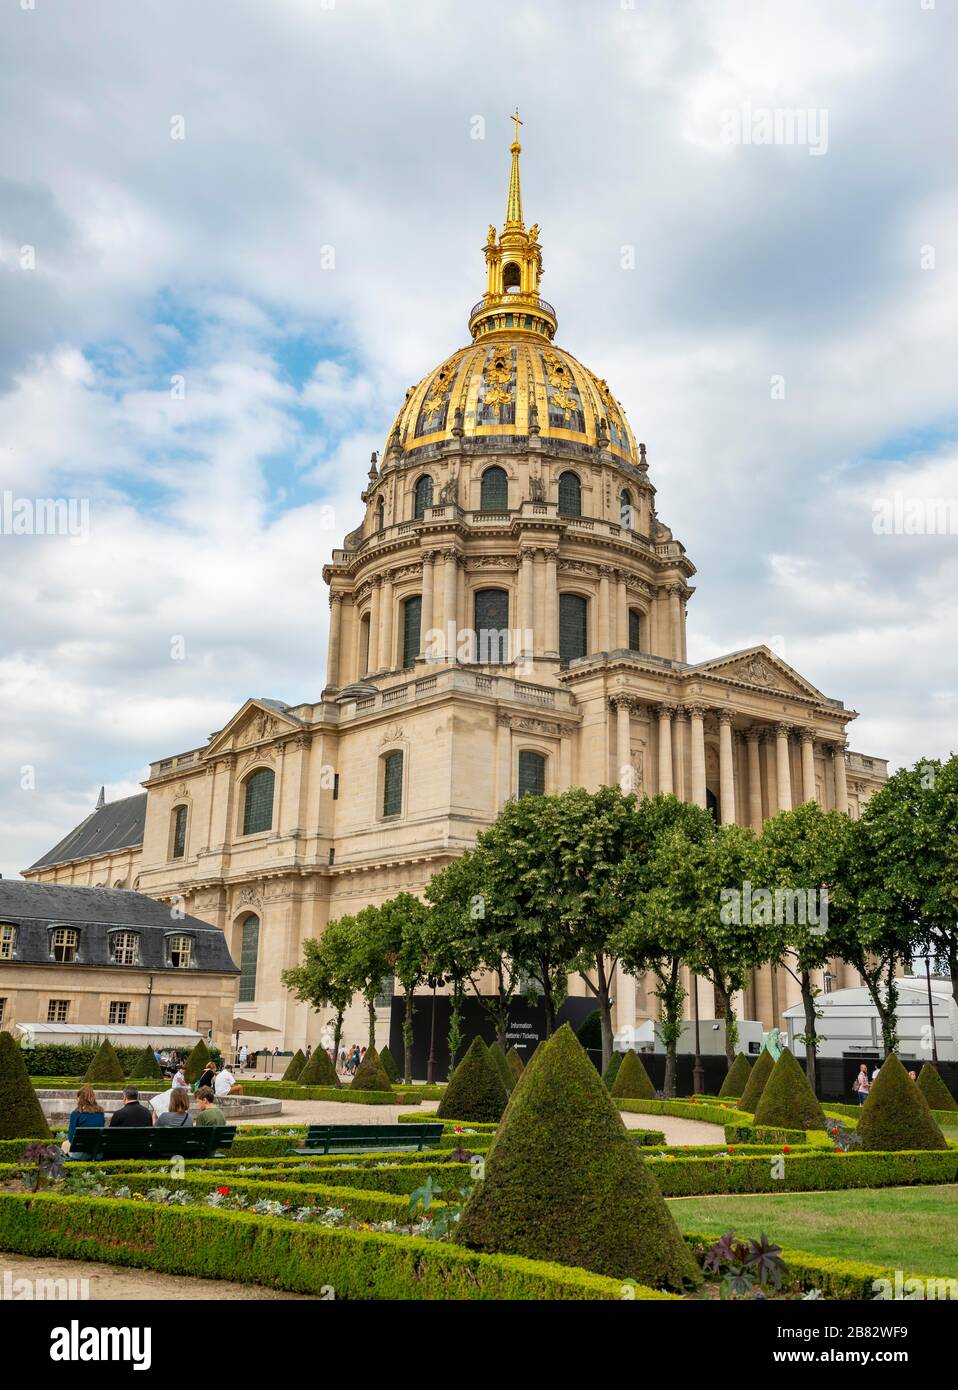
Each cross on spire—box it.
[510,106,523,147]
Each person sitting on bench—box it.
[193,1086,226,1127]
[109,1085,155,1128]
[156,1087,193,1129]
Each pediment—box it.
[205,699,303,757]
[690,647,827,702]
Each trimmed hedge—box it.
[297,1047,340,1088]
[681,1230,954,1301]
[20,1044,144,1077]
[351,1047,393,1093]
[131,1045,163,1081]
[82,1039,126,1085]
[506,1048,525,1085]
[602,1051,623,1091]
[717,1053,752,1099]
[610,1050,656,1101]
[437,1037,508,1124]
[0,1193,673,1301]
[488,1041,515,1094]
[281,1050,307,1083]
[379,1046,400,1085]
[184,1039,211,1084]
[738,1047,775,1113]
[616,1097,746,1129]
[0,1032,51,1140]
[644,1148,958,1197]
[858,1053,947,1151]
[753,1048,827,1131]
[917,1062,957,1112]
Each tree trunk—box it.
[800,970,819,1091]
[595,956,615,1073]
[367,997,376,1051]
[714,980,737,1068]
[656,960,684,1100]
[333,1009,344,1059]
[402,987,415,1084]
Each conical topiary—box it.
[351,1046,393,1092]
[610,1049,656,1101]
[602,1051,623,1090]
[82,1038,125,1084]
[739,1046,775,1113]
[298,1046,340,1088]
[0,1031,52,1140]
[753,1048,827,1131]
[506,1047,525,1083]
[436,1036,508,1122]
[131,1044,163,1080]
[718,1052,752,1099]
[456,1023,699,1290]
[858,1054,948,1151]
[916,1062,957,1112]
[184,1038,211,1083]
[488,1040,515,1092]
[379,1045,400,1085]
[281,1049,306,1082]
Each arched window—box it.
[518,750,546,797]
[242,767,275,836]
[559,593,588,666]
[402,595,422,669]
[382,750,404,817]
[238,914,260,1003]
[474,588,509,663]
[376,496,385,531]
[628,608,642,653]
[480,466,508,512]
[414,475,433,520]
[620,488,633,529]
[558,471,581,517]
[171,805,188,860]
[503,261,522,293]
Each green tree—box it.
[370,892,429,1083]
[612,795,716,1095]
[281,914,357,1058]
[759,802,855,1087]
[349,904,401,1050]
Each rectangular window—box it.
[474,589,509,663]
[171,805,188,859]
[382,750,404,817]
[47,999,70,1023]
[518,750,546,797]
[333,773,340,800]
[110,931,139,965]
[559,593,588,666]
[238,917,260,1004]
[628,608,642,652]
[51,927,79,963]
[168,935,193,969]
[164,1003,186,1027]
[0,924,16,959]
[108,1000,129,1025]
[0,998,5,1025]
[402,595,422,669]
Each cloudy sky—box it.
[0,0,955,879]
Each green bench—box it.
[68,1126,236,1162]
[286,1123,444,1156]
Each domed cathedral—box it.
[23,122,888,1055]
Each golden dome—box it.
[385,114,638,466]
[388,339,638,463]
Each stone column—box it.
[718,708,736,824]
[668,585,682,661]
[657,704,674,795]
[518,547,534,659]
[419,551,434,659]
[616,572,628,650]
[494,712,511,808]
[833,741,849,813]
[368,579,381,672]
[598,568,611,652]
[544,551,559,657]
[533,549,546,657]
[614,697,632,790]
[672,707,689,801]
[443,550,458,661]
[775,723,793,813]
[688,704,707,808]
[379,574,394,671]
[745,727,764,830]
[325,592,343,689]
[801,731,817,805]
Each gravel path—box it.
[0,1251,316,1300]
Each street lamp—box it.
[924,951,940,1064]
[426,973,444,1084]
[692,972,705,1094]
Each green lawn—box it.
[669,1185,958,1276]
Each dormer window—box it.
[0,923,17,959]
[110,931,140,966]
[167,934,193,969]
[51,927,79,963]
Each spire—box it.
[95,785,105,810]
[505,107,523,228]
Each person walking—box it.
[238,1043,248,1070]
[852,1064,871,1105]
[156,1088,193,1128]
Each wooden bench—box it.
[286,1123,444,1156]
[68,1126,236,1162]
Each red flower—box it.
[216,1185,229,1195]
[831,1128,839,1135]
[454,1126,463,1133]
[782,1146,791,1154]
[727,1146,735,1153]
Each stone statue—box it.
[763,1027,783,1061]
[487,224,497,246]
[529,475,545,502]
[439,474,459,505]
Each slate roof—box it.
[26,793,147,871]
[0,881,238,974]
